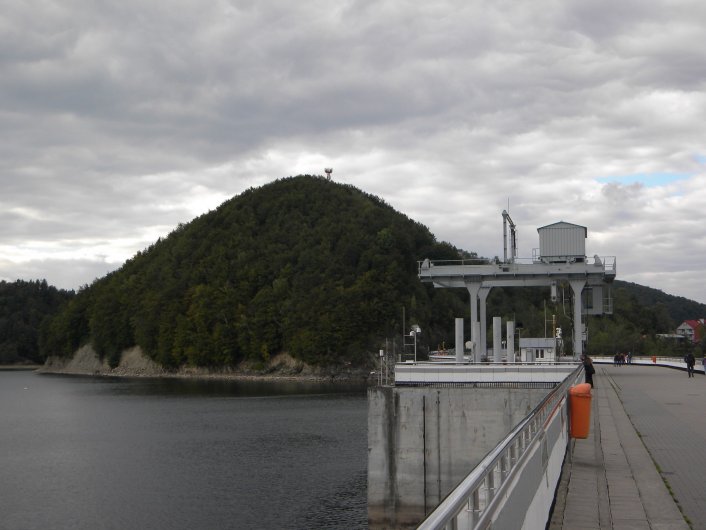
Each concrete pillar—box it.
[455,318,464,363]
[570,280,586,358]
[467,283,480,351]
[472,321,481,363]
[479,287,492,358]
[506,321,515,363]
[493,316,502,363]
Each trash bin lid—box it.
[570,383,592,396]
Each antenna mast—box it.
[502,209,518,263]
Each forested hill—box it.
[613,280,706,325]
[35,176,706,369]
[0,280,73,364]
[39,176,467,368]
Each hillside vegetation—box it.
[585,281,705,356]
[0,280,73,364]
[39,176,467,368]
[29,176,706,369]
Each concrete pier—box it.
[367,386,549,528]
[378,359,703,529]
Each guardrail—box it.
[394,361,579,386]
[418,255,615,272]
[592,355,706,373]
[417,365,583,530]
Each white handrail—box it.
[417,365,583,530]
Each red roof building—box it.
[676,319,706,343]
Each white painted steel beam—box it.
[418,257,615,359]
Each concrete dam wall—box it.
[367,386,550,529]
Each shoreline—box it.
[36,346,374,384]
[37,366,372,384]
[0,364,42,371]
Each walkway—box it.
[550,363,705,529]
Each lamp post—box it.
[379,349,384,386]
[410,324,421,362]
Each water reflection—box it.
[1,370,550,529]
[39,372,366,398]
[1,371,368,530]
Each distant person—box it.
[583,354,595,387]
[627,351,632,364]
[685,352,696,378]
[614,353,620,367]
[703,354,706,376]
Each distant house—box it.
[519,337,557,363]
[676,319,706,343]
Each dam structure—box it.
[367,217,628,528]
[367,364,582,529]
[369,218,696,529]
[372,360,701,530]
[418,218,616,360]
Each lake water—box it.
[0,371,368,530]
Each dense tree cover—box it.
[586,284,706,357]
[35,176,706,368]
[612,280,706,326]
[0,280,74,364]
[484,281,705,357]
[39,176,465,368]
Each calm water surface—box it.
[0,371,368,530]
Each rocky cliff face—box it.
[40,346,371,381]
[41,345,165,377]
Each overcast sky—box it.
[2,0,706,306]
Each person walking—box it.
[703,353,706,375]
[685,352,695,378]
[582,354,595,387]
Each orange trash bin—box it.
[569,383,592,439]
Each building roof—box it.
[537,221,588,236]
[676,320,705,342]
[519,337,557,348]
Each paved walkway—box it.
[606,364,706,529]
[549,363,702,529]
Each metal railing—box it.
[601,255,617,273]
[592,355,706,372]
[418,256,616,272]
[398,361,578,366]
[417,365,583,530]
[418,258,493,269]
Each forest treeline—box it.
[0,279,73,364]
[3,176,704,367]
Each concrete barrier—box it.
[415,366,583,529]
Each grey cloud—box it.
[1,0,706,303]
[0,257,120,291]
